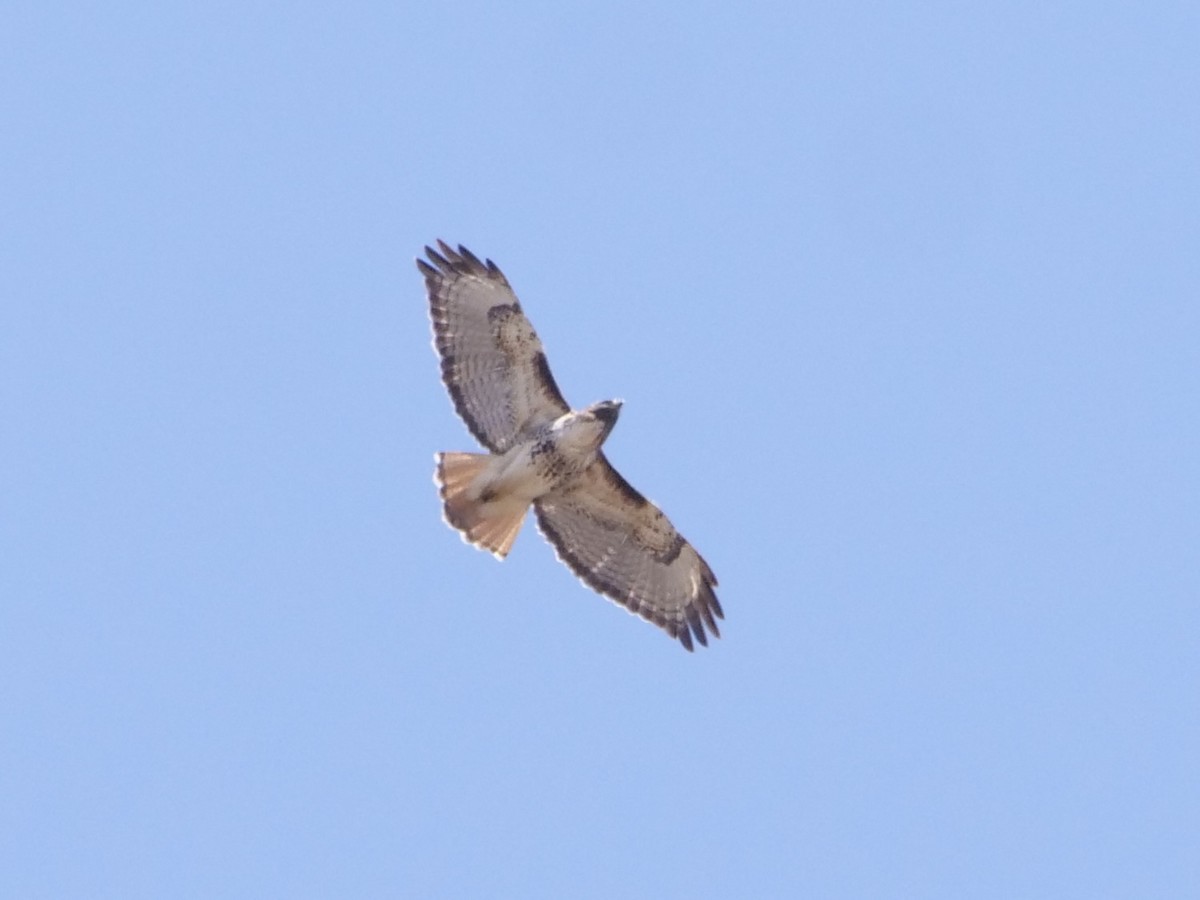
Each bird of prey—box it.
[418,241,722,650]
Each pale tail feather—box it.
[434,451,527,559]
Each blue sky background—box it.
[3,2,1197,897]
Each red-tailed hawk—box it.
[418,241,723,650]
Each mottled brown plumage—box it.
[419,241,721,650]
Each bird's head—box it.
[590,399,623,431]
[553,400,623,455]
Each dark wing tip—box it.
[419,240,509,286]
[672,571,722,651]
[698,594,721,637]
[699,579,723,622]
[710,593,725,620]
[685,605,709,648]
[677,624,695,652]
[455,244,485,268]
[419,245,454,286]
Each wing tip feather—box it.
[677,624,695,652]
[418,240,510,287]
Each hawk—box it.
[418,241,723,650]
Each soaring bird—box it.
[419,242,722,650]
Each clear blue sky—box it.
[3,3,1197,897]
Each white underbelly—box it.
[482,438,593,504]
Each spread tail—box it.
[434,451,527,559]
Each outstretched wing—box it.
[534,454,722,651]
[418,241,570,453]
